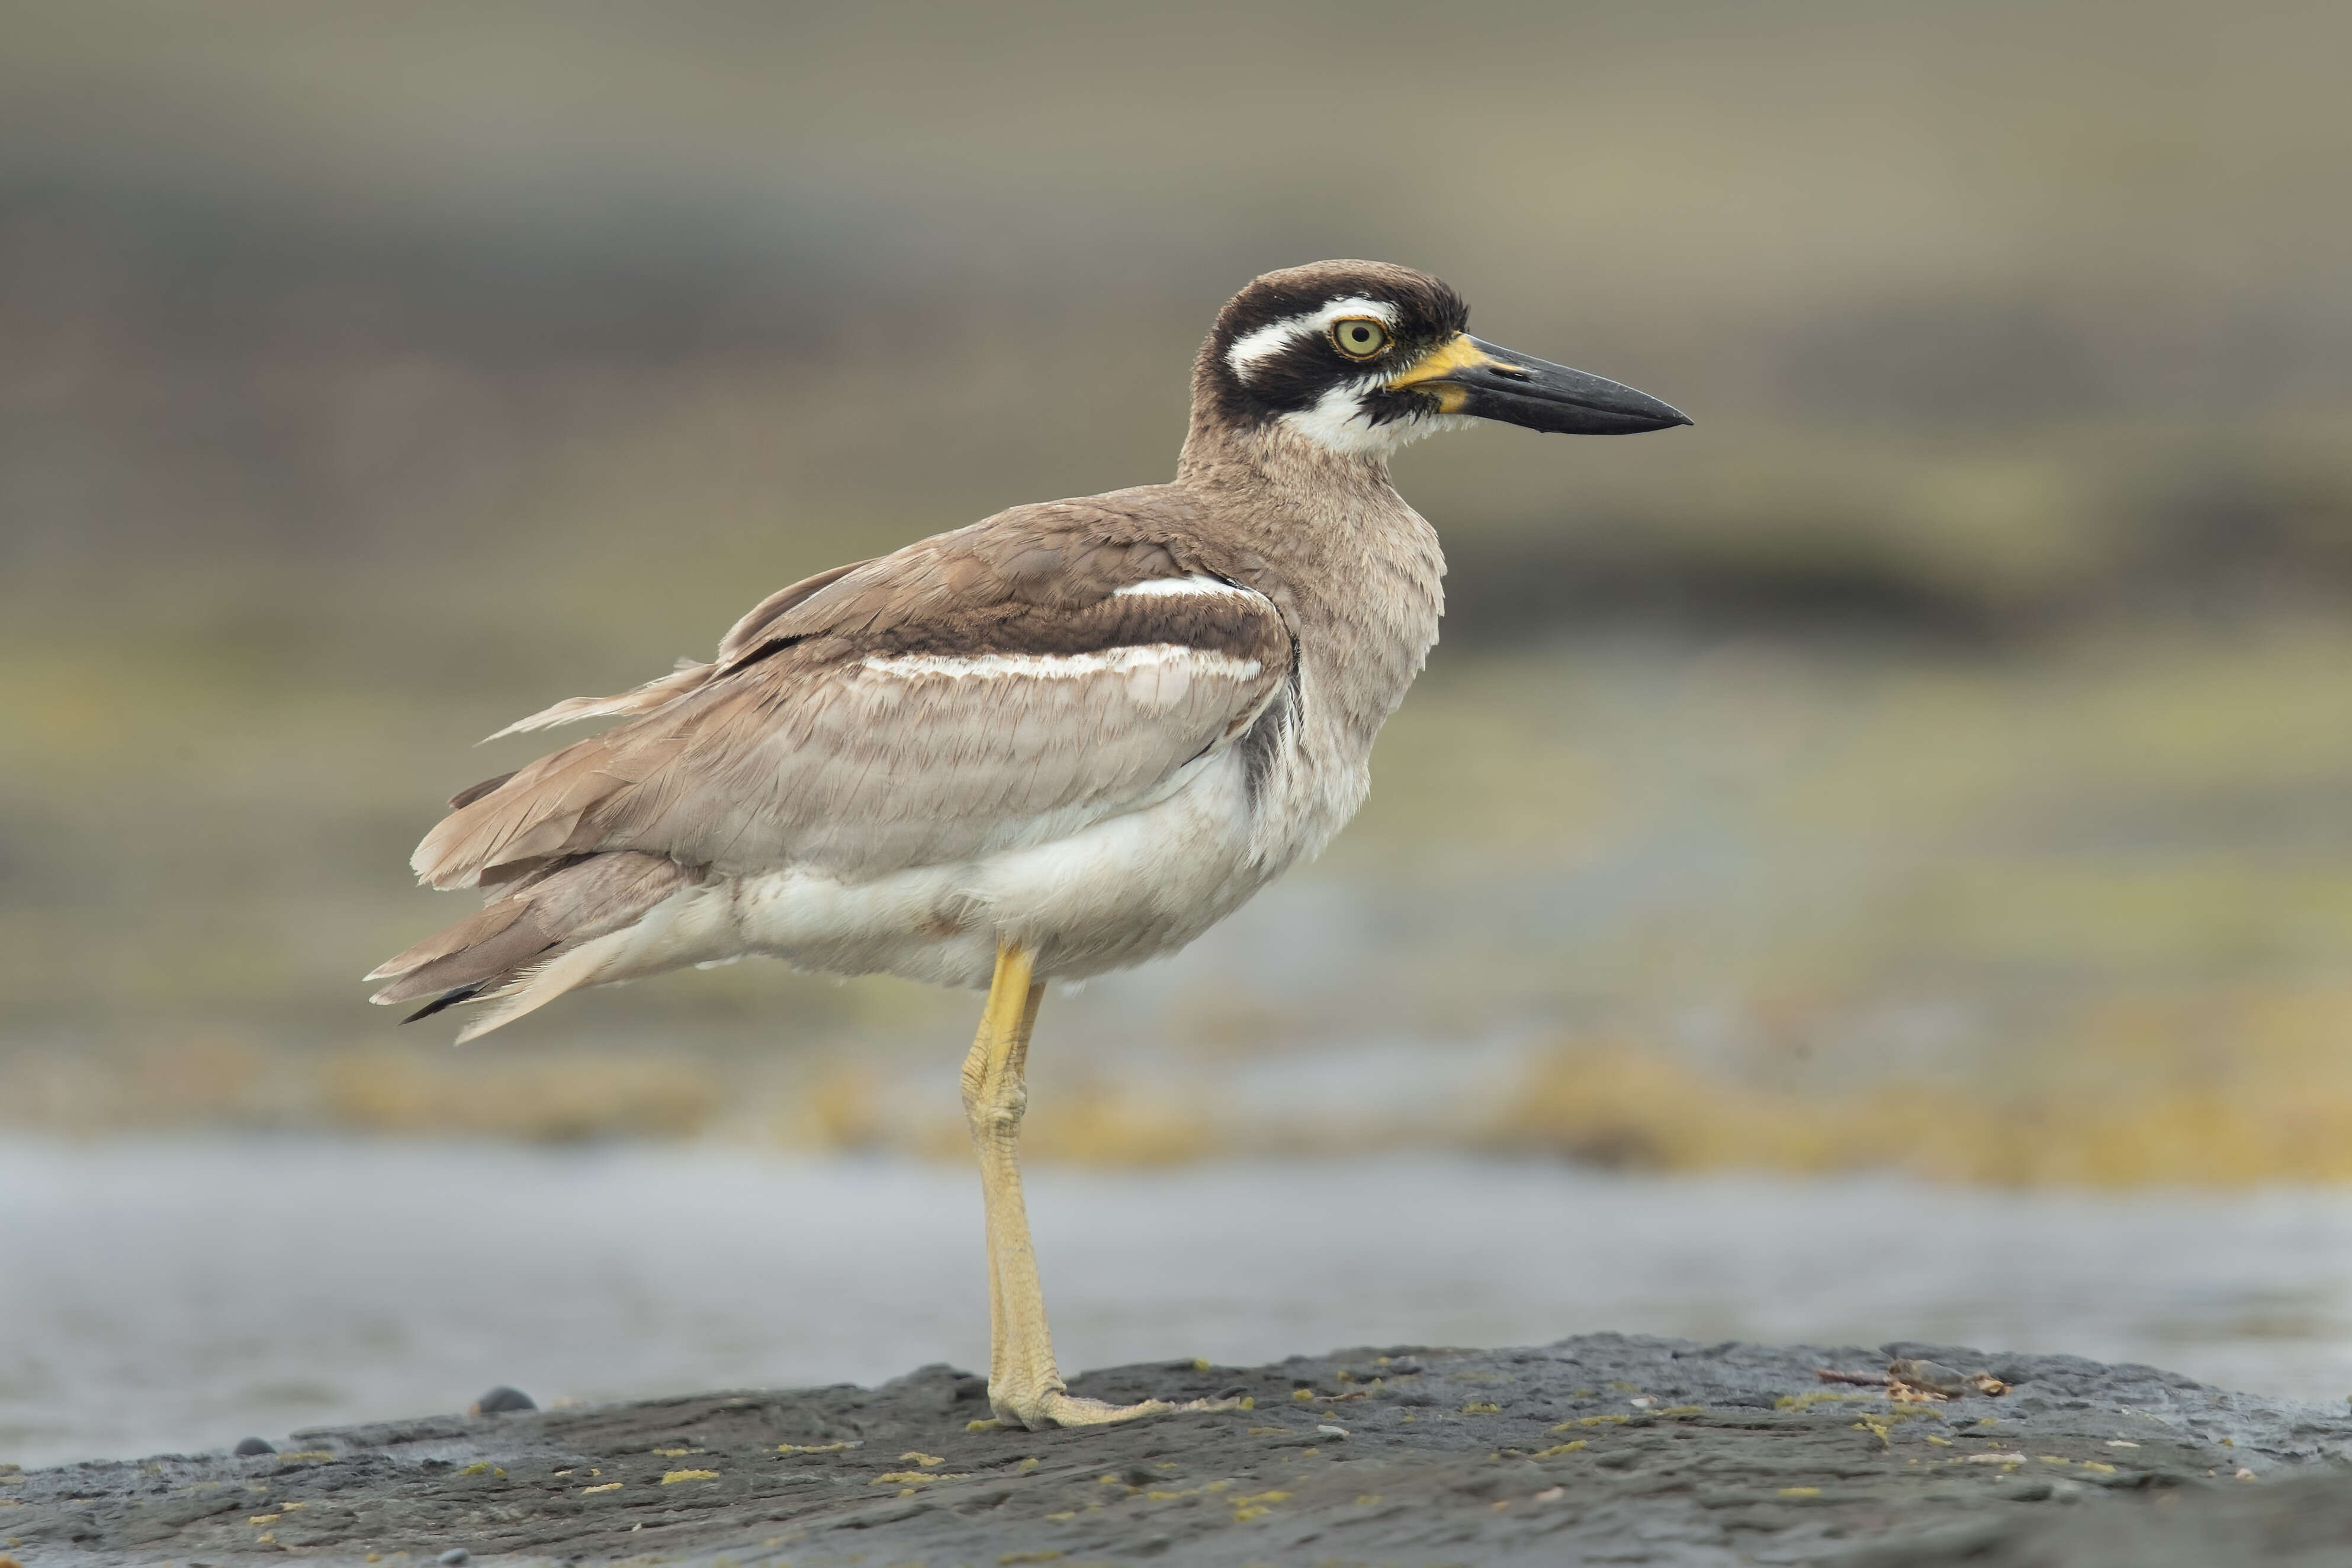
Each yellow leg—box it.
[959,940,1222,1431]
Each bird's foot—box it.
[985,1386,1239,1431]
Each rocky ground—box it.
[7,1335,2352,1567]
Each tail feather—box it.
[481,660,715,742]
[401,984,484,1024]
[448,930,644,1043]
[365,851,696,1036]
[407,730,690,891]
[365,898,532,988]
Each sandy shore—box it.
[7,1334,2351,1566]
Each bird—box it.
[365,259,1689,1431]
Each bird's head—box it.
[1194,259,1690,459]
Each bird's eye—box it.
[1331,318,1392,359]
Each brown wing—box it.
[411,491,1295,890]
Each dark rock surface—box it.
[6,1334,2351,1566]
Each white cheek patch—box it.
[1225,296,1399,381]
[1275,384,1474,456]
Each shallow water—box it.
[5,1138,2351,1468]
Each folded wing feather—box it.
[373,494,1296,1033]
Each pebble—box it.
[1316,1424,1350,1440]
[438,1550,470,1566]
[471,1386,536,1415]
[233,1437,275,1457]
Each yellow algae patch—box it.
[1533,1441,1588,1458]
[1016,1457,1040,1473]
[1291,1389,1316,1403]
[652,1447,703,1457]
[322,1049,722,1144]
[1777,1391,1871,1412]
[873,1470,969,1485]
[660,1469,720,1484]
[581,1482,622,1494]
[1853,1406,1945,1447]
[1461,1402,1502,1415]
[1778,1486,1823,1498]
[1231,1488,1292,1522]
[1523,978,2352,1186]
[898,1451,946,1467]
[777,1441,855,1454]
[2083,1460,2118,1473]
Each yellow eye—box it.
[1331,317,1392,359]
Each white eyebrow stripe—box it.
[859,645,1263,682]
[1225,296,1400,377]
[1111,574,1263,600]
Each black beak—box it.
[1397,335,1692,435]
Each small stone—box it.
[1316,1424,1349,1440]
[438,1550,471,1566]
[471,1386,536,1416]
[233,1437,276,1457]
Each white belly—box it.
[609,747,1280,990]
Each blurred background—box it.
[8,0,2352,1466]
